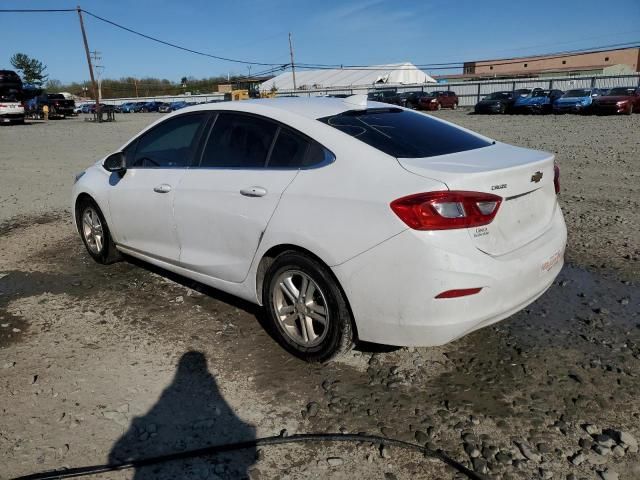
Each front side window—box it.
[319,108,491,158]
[200,113,277,168]
[129,113,206,168]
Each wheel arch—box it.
[255,243,359,341]
[74,192,97,233]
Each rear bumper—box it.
[475,104,502,113]
[0,111,25,122]
[332,204,567,347]
[594,104,628,114]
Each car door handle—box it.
[153,184,172,194]
[240,186,267,197]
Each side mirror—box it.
[103,152,126,174]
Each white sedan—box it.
[72,95,566,361]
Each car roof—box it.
[177,96,388,121]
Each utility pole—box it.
[134,78,139,98]
[289,32,297,91]
[76,6,99,114]
[91,51,103,104]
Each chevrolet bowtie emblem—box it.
[531,171,543,183]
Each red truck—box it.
[593,87,640,115]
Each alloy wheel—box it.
[82,207,104,254]
[272,270,329,347]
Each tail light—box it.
[390,191,502,230]
[553,163,560,194]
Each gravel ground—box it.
[1,110,639,480]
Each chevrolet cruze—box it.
[72,96,567,361]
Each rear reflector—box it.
[435,287,483,299]
[390,191,502,230]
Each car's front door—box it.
[174,112,328,283]
[107,112,209,262]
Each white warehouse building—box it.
[260,62,436,92]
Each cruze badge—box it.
[531,171,543,183]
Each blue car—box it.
[158,101,189,113]
[513,88,564,114]
[553,88,603,114]
[140,101,163,112]
[119,102,137,113]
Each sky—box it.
[1,0,639,84]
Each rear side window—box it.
[201,113,277,168]
[268,128,309,168]
[129,113,206,168]
[318,109,491,158]
[268,127,333,168]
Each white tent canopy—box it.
[260,62,436,92]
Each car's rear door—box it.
[174,112,326,283]
[107,112,209,262]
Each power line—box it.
[80,9,285,66]
[294,42,640,72]
[0,9,75,12]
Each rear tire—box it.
[436,103,442,111]
[263,251,354,362]
[76,198,122,265]
[627,105,633,115]
[452,102,458,110]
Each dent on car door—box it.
[107,112,208,262]
[174,113,328,283]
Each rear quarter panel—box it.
[254,120,448,269]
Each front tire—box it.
[76,198,122,264]
[263,252,354,362]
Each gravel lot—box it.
[1,110,639,480]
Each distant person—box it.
[42,104,49,122]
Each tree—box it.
[10,53,48,87]
[45,79,62,91]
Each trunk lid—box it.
[398,142,557,256]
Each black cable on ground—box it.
[12,433,487,480]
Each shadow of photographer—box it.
[109,351,256,479]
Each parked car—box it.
[474,91,519,114]
[158,101,189,113]
[0,70,25,124]
[592,87,640,115]
[75,103,90,114]
[513,89,564,114]
[416,91,458,111]
[399,91,428,109]
[140,101,164,112]
[367,90,401,105]
[46,93,75,118]
[72,96,566,361]
[553,88,603,114]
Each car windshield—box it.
[485,92,511,100]
[608,87,635,96]
[531,90,550,98]
[563,89,590,98]
[318,108,491,158]
[48,94,65,99]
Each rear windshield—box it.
[318,108,491,158]
[608,87,635,96]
